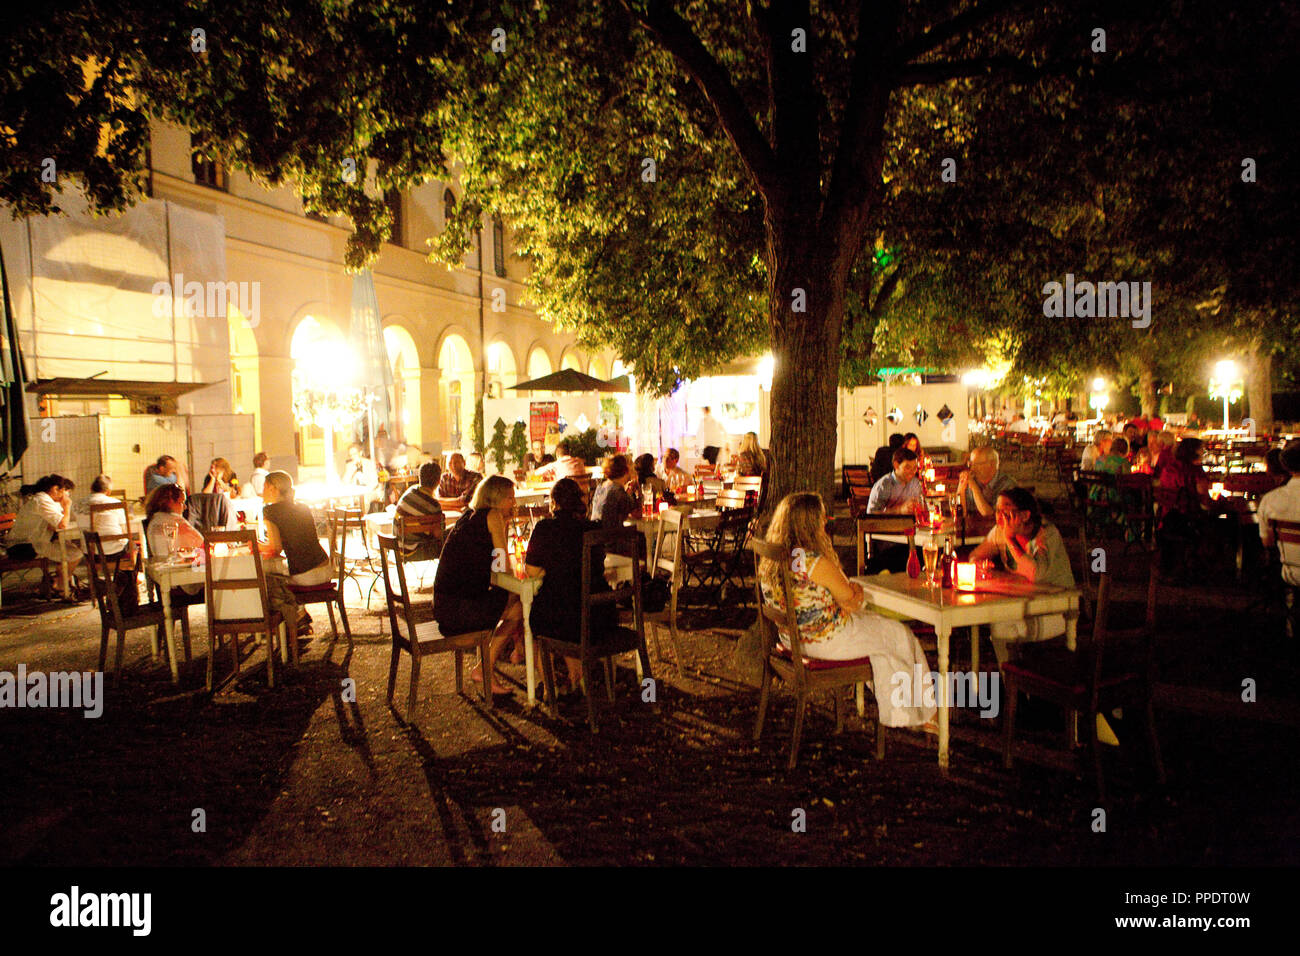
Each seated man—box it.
[248,452,270,497]
[659,447,689,491]
[1006,413,1031,434]
[396,461,445,561]
[437,453,483,507]
[75,475,130,558]
[1080,430,1112,471]
[958,446,1016,517]
[531,439,589,481]
[144,455,184,495]
[1258,439,1300,583]
[524,439,555,471]
[866,447,923,515]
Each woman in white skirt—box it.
[758,492,937,731]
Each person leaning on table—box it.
[259,471,329,634]
[144,483,206,606]
[866,446,924,514]
[967,488,1075,667]
[758,492,937,731]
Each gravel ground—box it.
[2,463,1297,866]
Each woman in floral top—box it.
[758,493,936,730]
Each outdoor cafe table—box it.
[146,553,288,686]
[850,571,1081,772]
[870,517,993,551]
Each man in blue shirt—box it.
[144,455,182,495]
[867,447,923,514]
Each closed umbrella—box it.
[349,270,393,463]
[1,244,30,471]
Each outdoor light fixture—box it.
[758,353,774,389]
[1089,377,1110,414]
[1093,377,1106,392]
[1208,359,1243,431]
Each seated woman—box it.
[8,474,85,598]
[631,453,675,506]
[589,453,638,533]
[968,488,1075,665]
[735,431,768,478]
[200,457,239,498]
[524,477,617,693]
[758,493,937,731]
[432,475,524,696]
[144,483,206,605]
[260,471,331,633]
[902,433,930,473]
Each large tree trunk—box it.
[1245,341,1274,436]
[765,224,845,509]
[1138,365,1157,417]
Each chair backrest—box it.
[716,489,749,511]
[1223,473,1282,498]
[733,475,764,496]
[1271,519,1300,575]
[202,530,275,630]
[748,536,811,678]
[88,500,133,554]
[700,478,724,496]
[855,515,916,574]
[376,533,420,645]
[847,484,873,519]
[393,509,444,555]
[580,527,643,646]
[571,474,593,507]
[842,465,872,488]
[653,508,688,581]
[82,531,129,629]
[694,463,717,479]
[931,463,964,482]
[1087,560,1157,704]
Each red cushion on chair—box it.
[288,582,337,594]
[775,645,873,670]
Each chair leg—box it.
[230,632,242,685]
[336,596,353,647]
[604,658,616,702]
[1002,678,1019,769]
[584,657,599,733]
[668,588,686,679]
[875,719,886,760]
[539,649,558,719]
[407,653,421,721]
[833,690,845,735]
[325,601,339,640]
[1088,708,1107,804]
[179,611,192,661]
[386,643,401,706]
[98,623,111,672]
[114,629,126,681]
[480,638,494,710]
[206,636,217,693]
[754,666,772,742]
[454,650,464,694]
[788,692,808,770]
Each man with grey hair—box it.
[958,446,1017,517]
[1080,430,1112,471]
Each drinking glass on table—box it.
[923,539,940,586]
[163,520,178,557]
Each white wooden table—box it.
[146,554,287,686]
[851,572,1080,771]
[492,571,543,707]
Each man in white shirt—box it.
[248,452,270,496]
[75,475,129,557]
[1259,440,1300,584]
[1006,413,1031,434]
[532,438,589,480]
[694,405,728,458]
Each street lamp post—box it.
[1208,359,1243,432]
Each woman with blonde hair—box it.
[759,493,937,730]
[200,457,239,496]
[736,431,767,477]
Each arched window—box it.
[492,216,506,277]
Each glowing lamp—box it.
[956,562,977,589]
[658,501,669,514]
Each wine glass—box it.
[163,520,178,558]
[922,539,940,586]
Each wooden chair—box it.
[82,531,166,682]
[201,531,286,692]
[376,533,493,720]
[1001,567,1165,803]
[750,537,884,769]
[648,509,689,677]
[841,465,873,498]
[535,527,654,733]
[715,489,749,511]
[847,484,873,519]
[732,475,763,510]
[393,509,445,591]
[855,515,916,575]
[1223,473,1283,498]
[0,512,52,608]
[1269,519,1300,638]
[1116,473,1156,552]
[285,507,355,652]
[693,463,717,480]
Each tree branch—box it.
[870,265,907,318]
[623,0,782,202]
[896,55,1044,86]
[899,0,1029,62]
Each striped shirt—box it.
[396,486,444,554]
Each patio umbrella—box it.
[1,244,30,471]
[511,368,631,393]
[349,270,393,461]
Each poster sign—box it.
[530,401,559,444]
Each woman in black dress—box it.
[432,474,523,695]
[524,478,617,691]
